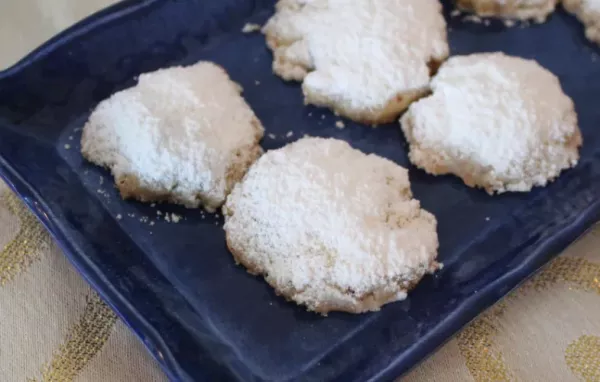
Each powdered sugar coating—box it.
[456,0,558,22]
[81,62,264,211]
[223,137,439,314]
[262,0,449,123]
[564,0,600,45]
[401,53,582,194]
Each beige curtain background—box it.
[0,1,598,381]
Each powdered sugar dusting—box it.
[81,62,264,211]
[401,53,581,194]
[224,137,439,313]
[263,0,448,122]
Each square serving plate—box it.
[1,0,599,381]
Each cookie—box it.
[401,53,582,194]
[223,137,440,314]
[262,0,449,124]
[81,62,264,211]
[564,0,600,45]
[456,0,559,22]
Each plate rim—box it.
[0,2,186,380]
[0,0,159,79]
[0,164,186,382]
[1,1,600,381]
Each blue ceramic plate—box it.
[1,0,599,381]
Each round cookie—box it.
[400,53,582,194]
[81,62,264,211]
[564,0,600,45]
[223,137,440,314]
[262,0,449,124]
[456,0,559,22]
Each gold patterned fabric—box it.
[404,230,600,382]
[0,192,51,285]
[1,2,600,381]
[0,183,166,382]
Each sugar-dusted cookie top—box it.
[263,0,449,124]
[401,52,582,194]
[82,62,264,211]
[223,137,440,314]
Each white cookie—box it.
[456,0,559,22]
[223,137,440,314]
[262,0,449,124]
[564,0,600,45]
[81,62,264,211]
[401,53,582,194]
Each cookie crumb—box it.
[450,9,461,17]
[321,115,325,120]
[268,133,276,139]
[171,213,182,223]
[140,216,149,223]
[150,221,155,226]
[242,23,262,33]
[485,217,490,221]
[504,19,516,27]
[99,177,104,185]
[116,214,122,220]
[165,214,171,223]
[150,203,156,207]
[255,80,261,85]
[519,20,531,28]
[69,136,74,140]
[286,131,294,138]
[463,15,483,24]
[64,144,71,150]
[335,121,345,129]
[157,210,162,215]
